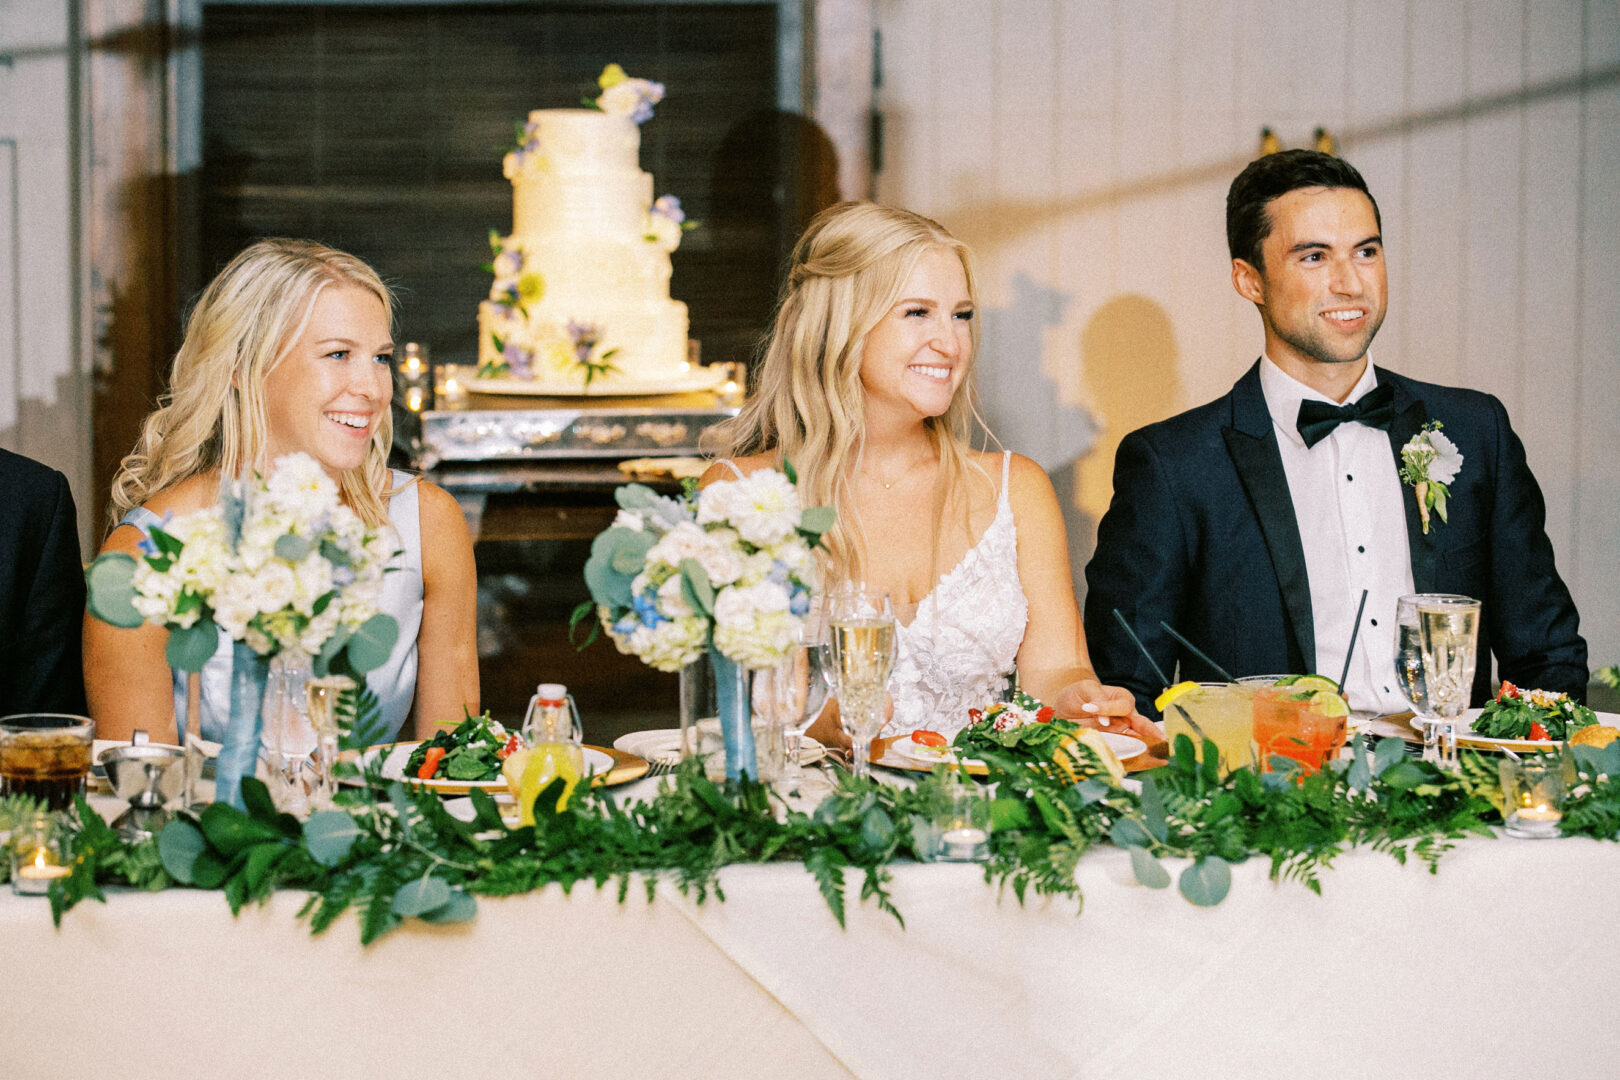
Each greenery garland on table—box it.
[19,725,1620,944]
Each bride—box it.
[704,201,1154,747]
[85,238,479,744]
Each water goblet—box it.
[828,584,897,781]
[1416,595,1482,769]
[756,607,834,796]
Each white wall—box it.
[0,2,90,552]
[873,0,1620,670]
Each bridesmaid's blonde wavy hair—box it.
[110,238,396,530]
[706,201,993,581]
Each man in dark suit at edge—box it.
[0,447,89,716]
[1083,149,1586,718]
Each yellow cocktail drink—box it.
[1161,683,1255,772]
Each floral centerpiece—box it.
[86,453,401,808]
[578,466,833,778]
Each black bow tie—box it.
[1295,383,1396,448]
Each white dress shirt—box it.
[1259,357,1413,714]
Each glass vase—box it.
[679,649,758,782]
[261,650,315,814]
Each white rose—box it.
[1426,429,1463,485]
[729,471,801,548]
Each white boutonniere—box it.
[1399,421,1463,534]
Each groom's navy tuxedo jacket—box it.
[0,448,88,716]
[1083,362,1587,718]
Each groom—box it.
[1083,149,1586,717]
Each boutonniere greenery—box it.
[1399,421,1463,534]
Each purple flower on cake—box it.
[595,63,664,124]
[651,195,685,224]
[502,341,534,379]
[564,320,621,388]
[502,118,544,179]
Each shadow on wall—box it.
[974,272,1100,598]
[1059,295,1184,604]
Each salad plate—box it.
[354,742,622,796]
[1407,708,1620,752]
[881,730,1146,771]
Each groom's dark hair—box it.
[1226,149,1381,271]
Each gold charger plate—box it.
[349,742,648,796]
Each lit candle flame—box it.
[406,387,426,412]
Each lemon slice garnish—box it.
[1155,680,1200,713]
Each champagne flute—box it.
[828,584,897,781]
[1416,595,1482,769]
[1395,594,1455,764]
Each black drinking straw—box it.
[1158,621,1236,682]
[1337,588,1370,692]
[1112,609,1170,686]
[1113,609,1208,739]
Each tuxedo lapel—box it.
[1379,368,1436,592]
[1222,362,1315,668]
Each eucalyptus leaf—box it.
[392,876,453,918]
[614,484,658,510]
[680,558,716,616]
[610,529,656,575]
[1138,775,1169,842]
[1109,817,1152,848]
[584,529,636,608]
[798,505,836,538]
[1074,778,1111,806]
[1371,736,1407,778]
[314,624,352,678]
[859,806,894,852]
[344,613,399,673]
[418,889,477,924]
[85,553,144,628]
[1178,856,1232,906]
[782,458,798,484]
[158,818,207,884]
[273,533,314,561]
[1379,759,1429,791]
[165,617,220,673]
[1348,738,1372,792]
[1129,844,1170,889]
[304,811,364,867]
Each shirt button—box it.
[1384,686,1391,693]
[1357,545,1365,553]
[1346,474,1354,482]
[1370,618,1379,627]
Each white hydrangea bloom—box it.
[1426,429,1463,485]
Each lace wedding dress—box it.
[889,452,1027,736]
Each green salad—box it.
[1472,682,1595,741]
[403,711,514,781]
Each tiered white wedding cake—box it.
[476,67,705,394]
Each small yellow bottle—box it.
[517,683,584,824]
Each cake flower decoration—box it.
[644,194,689,251]
[594,63,665,124]
[502,117,544,179]
[566,320,621,388]
[1398,420,1463,534]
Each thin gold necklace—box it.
[869,451,933,490]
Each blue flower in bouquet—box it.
[631,587,668,628]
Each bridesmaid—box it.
[85,239,478,743]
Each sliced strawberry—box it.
[1528,721,1550,741]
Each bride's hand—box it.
[1052,679,1163,745]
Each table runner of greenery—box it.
[8,730,1620,945]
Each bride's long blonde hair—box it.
[706,201,993,581]
[109,238,396,530]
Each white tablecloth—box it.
[6,801,1619,1078]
